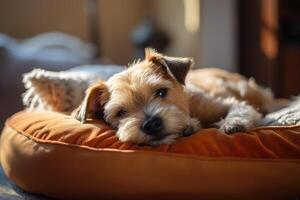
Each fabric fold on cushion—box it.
[6,111,300,159]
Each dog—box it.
[72,48,276,145]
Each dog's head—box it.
[73,49,199,145]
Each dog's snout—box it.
[142,116,163,135]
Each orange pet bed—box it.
[1,111,300,199]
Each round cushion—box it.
[1,111,300,199]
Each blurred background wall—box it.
[0,1,90,41]
[200,0,237,71]
[0,0,243,70]
[0,0,202,65]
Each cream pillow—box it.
[22,65,123,112]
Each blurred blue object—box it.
[0,32,97,62]
[131,17,170,58]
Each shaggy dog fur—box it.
[73,49,277,145]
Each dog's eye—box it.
[116,109,127,118]
[155,88,168,98]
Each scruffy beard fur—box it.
[102,63,200,145]
[109,100,200,145]
[72,48,277,145]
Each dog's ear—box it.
[72,81,109,123]
[145,48,193,84]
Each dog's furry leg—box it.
[215,98,262,133]
[188,90,262,133]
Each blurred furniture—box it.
[86,0,101,56]
[238,0,300,98]
[0,33,99,130]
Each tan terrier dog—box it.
[73,49,275,145]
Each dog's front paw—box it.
[216,118,254,134]
[179,118,201,137]
[180,126,194,137]
[219,121,247,134]
[149,134,178,146]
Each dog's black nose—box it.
[142,116,163,135]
